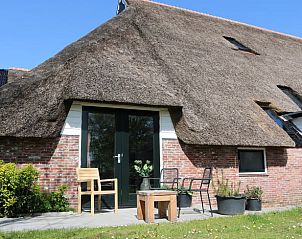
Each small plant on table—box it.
[134,160,153,190]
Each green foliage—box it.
[245,185,263,199]
[48,185,69,212]
[212,170,242,197]
[0,161,69,217]
[0,160,40,217]
[133,160,153,177]
[36,185,69,213]
[160,184,172,190]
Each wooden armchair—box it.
[76,168,118,215]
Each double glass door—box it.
[81,107,160,207]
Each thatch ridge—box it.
[0,0,301,147]
[140,0,302,43]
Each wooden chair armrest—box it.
[77,179,93,183]
[99,178,117,183]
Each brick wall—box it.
[0,135,301,210]
[0,136,79,208]
[162,139,302,208]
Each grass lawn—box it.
[0,208,301,239]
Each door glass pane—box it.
[87,112,115,179]
[128,115,154,196]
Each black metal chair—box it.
[149,168,180,190]
[178,167,213,217]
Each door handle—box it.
[113,153,123,164]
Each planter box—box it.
[216,195,246,215]
[246,199,262,211]
[177,194,192,208]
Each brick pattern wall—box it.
[0,136,79,208]
[0,136,301,210]
[162,139,302,208]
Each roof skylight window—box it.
[223,36,260,55]
[117,0,127,15]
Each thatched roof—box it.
[0,0,302,147]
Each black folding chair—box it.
[178,167,213,217]
[149,168,180,190]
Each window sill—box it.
[238,173,269,177]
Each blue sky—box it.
[1,0,301,69]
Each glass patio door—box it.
[81,107,160,207]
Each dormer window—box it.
[281,112,302,134]
[256,101,302,146]
[117,0,127,15]
[223,36,260,55]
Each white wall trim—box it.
[61,104,82,136]
[73,101,168,111]
[62,102,178,170]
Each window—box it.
[116,0,127,15]
[282,112,302,134]
[263,108,285,129]
[223,36,260,55]
[238,149,266,173]
[292,117,302,133]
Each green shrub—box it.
[245,185,263,199]
[0,161,40,216]
[33,185,69,213]
[0,161,69,217]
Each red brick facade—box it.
[162,139,302,208]
[0,136,301,209]
[0,136,79,208]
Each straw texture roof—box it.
[0,0,301,147]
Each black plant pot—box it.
[246,199,262,211]
[177,194,192,208]
[216,195,246,215]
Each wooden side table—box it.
[137,190,177,223]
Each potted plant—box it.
[134,160,153,190]
[177,186,193,208]
[212,170,246,215]
[245,186,263,211]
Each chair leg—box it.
[177,196,181,218]
[77,187,82,214]
[97,195,101,211]
[91,193,95,216]
[114,179,118,213]
[200,191,205,214]
[207,191,213,217]
[114,193,118,213]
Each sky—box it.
[1,0,301,70]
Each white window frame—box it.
[237,147,267,175]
